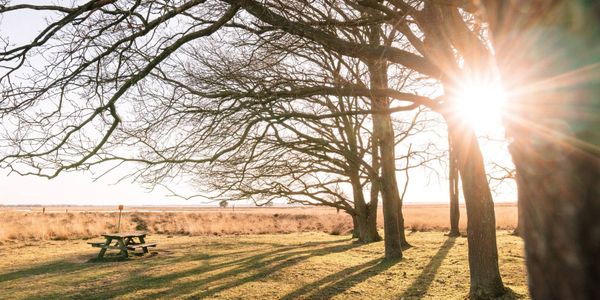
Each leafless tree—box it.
[0,1,509,296]
[488,161,520,236]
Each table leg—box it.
[117,238,128,259]
[139,236,149,253]
[98,237,112,259]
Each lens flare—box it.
[454,82,507,133]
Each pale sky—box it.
[0,2,516,206]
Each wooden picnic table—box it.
[89,231,156,259]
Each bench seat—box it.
[127,243,157,250]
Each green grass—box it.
[0,231,528,299]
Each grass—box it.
[0,231,528,299]
[0,204,518,242]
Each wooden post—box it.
[42,207,45,215]
[117,205,124,232]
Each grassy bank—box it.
[0,231,528,299]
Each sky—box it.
[0,2,517,206]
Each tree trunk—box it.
[397,204,410,248]
[368,59,402,259]
[512,191,523,236]
[367,24,403,260]
[377,113,403,260]
[351,214,360,239]
[482,2,600,298]
[448,133,461,237]
[368,134,383,242]
[350,171,381,243]
[447,119,505,298]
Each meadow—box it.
[0,204,518,242]
[0,204,526,299]
[0,231,527,299]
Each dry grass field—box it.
[0,231,528,299]
[0,204,518,242]
[0,204,526,299]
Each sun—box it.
[454,81,507,133]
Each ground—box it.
[0,231,527,299]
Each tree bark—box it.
[370,63,402,260]
[368,133,383,242]
[397,204,410,248]
[367,24,404,260]
[350,171,381,243]
[447,118,505,298]
[351,213,360,239]
[448,133,461,237]
[482,2,600,298]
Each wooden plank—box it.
[101,231,147,239]
[127,243,157,250]
[88,242,106,246]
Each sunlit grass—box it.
[0,232,528,299]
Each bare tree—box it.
[488,161,520,236]
[0,1,508,294]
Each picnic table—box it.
[89,231,156,259]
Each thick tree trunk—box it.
[366,22,404,260]
[350,171,381,243]
[447,119,505,298]
[377,113,403,260]
[448,134,461,237]
[482,2,600,298]
[368,58,402,260]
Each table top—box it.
[102,232,147,238]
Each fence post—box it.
[117,205,124,232]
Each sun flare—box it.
[454,82,507,133]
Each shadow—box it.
[399,237,456,299]
[0,258,93,283]
[145,241,360,299]
[281,258,396,300]
[38,238,359,299]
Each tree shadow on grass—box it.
[399,237,456,299]
[36,238,358,299]
[142,241,360,299]
[0,259,92,283]
[280,258,396,300]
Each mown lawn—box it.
[0,231,528,299]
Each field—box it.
[0,231,527,299]
[0,204,526,299]
[0,204,518,242]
